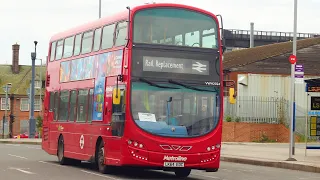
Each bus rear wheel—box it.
[57,136,69,165]
[174,168,191,178]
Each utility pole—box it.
[29,41,38,138]
[287,0,298,161]
[250,22,254,48]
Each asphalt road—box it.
[0,144,319,180]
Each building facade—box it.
[0,43,45,138]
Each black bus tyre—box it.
[97,141,112,174]
[57,136,71,165]
[174,168,191,178]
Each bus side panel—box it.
[70,123,92,160]
[42,91,53,154]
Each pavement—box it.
[1,143,320,180]
[221,142,320,173]
[1,139,320,174]
[0,138,41,145]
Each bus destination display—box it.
[142,56,209,75]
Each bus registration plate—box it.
[164,162,184,167]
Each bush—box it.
[36,115,43,136]
[225,116,232,122]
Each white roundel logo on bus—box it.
[171,127,175,132]
[80,135,84,149]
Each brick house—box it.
[0,43,45,138]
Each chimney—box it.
[12,43,20,74]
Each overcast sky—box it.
[0,0,319,65]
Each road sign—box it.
[294,64,304,84]
[289,54,297,64]
[311,97,320,111]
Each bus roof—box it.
[49,3,218,42]
[50,10,128,42]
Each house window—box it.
[1,98,10,110]
[20,98,29,111]
[34,81,41,89]
[35,99,41,111]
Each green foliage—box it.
[225,116,232,122]
[235,117,241,122]
[252,133,276,143]
[36,115,43,131]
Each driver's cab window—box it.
[111,85,125,136]
[112,86,125,114]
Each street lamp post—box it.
[287,0,298,161]
[99,0,101,18]
[2,83,12,139]
[29,41,38,138]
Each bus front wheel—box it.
[97,141,111,174]
[174,168,191,178]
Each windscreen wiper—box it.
[168,79,217,92]
[139,78,180,89]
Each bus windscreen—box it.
[133,7,219,49]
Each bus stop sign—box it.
[289,54,297,64]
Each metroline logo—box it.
[163,155,187,161]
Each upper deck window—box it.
[93,28,102,51]
[49,41,56,61]
[81,31,93,54]
[55,40,64,60]
[115,21,127,46]
[74,34,82,56]
[133,7,218,49]
[102,24,116,49]
[63,36,74,58]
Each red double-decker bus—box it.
[42,3,231,178]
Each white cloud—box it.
[0,0,319,65]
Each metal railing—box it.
[224,29,319,41]
[223,96,290,124]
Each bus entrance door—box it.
[104,77,125,164]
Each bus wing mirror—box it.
[229,88,236,104]
[113,88,121,105]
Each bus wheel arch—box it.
[96,138,112,174]
[57,134,79,165]
[94,136,103,167]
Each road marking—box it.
[8,167,35,174]
[38,161,61,167]
[192,173,220,179]
[81,170,121,180]
[8,154,28,160]
[5,144,20,147]
[27,146,41,150]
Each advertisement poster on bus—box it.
[92,50,123,121]
[60,61,70,82]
